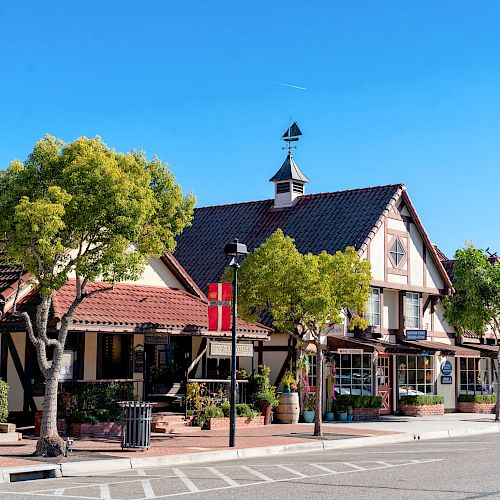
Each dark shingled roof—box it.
[269,153,310,183]
[0,253,23,299]
[174,184,403,295]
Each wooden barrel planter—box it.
[275,392,300,424]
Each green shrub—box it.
[400,395,444,406]
[458,394,497,404]
[193,405,224,428]
[0,379,8,423]
[335,395,382,409]
[221,402,230,417]
[93,409,110,422]
[68,410,98,425]
[236,403,260,418]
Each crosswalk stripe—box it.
[99,484,111,499]
[207,467,239,487]
[343,462,366,471]
[241,466,273,482]
[137,469,147,476]
[53,489,65,496]
[310,463,338,473]
[375,461,392,467]
[141,479,155,498]
[173,467,200,493]
[276,465,307,477]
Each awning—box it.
[461,343,499,359]
[402,340,480,358]
[327,336,420,355]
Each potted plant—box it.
[347,405,353,421]
[324,398,334,421]
[256,387,279,425]
[281,370,297,394]
[302,393,316,423]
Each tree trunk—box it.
[36,368,66,457]
[496,352,500,422]
[314,336,323,437]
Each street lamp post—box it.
[223,238,248,448]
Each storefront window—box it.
[459,358,491,395]
[405,293,420,329]
[366,288,381,327]
[397,355,434,397]
[332,353,372,396]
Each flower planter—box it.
[339,412,348,422]
[400,404,444,417]
[302,410,315,423]
[353,408,381,421]
[67,422,121,437]
[275,393,300,424]
[324,412,334,422]
[458,402,496,414]
[260,404,272,425]
[206,416,265,430]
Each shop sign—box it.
[405,329,428,341]
[209,341,254,358]
[337,348,364,355]
[145,335,170,345]
[326,323,346,336]
[441,360,453,375]
[134,345,144,373]
[441,375,453,384]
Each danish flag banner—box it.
[208,283,232,331]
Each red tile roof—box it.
[51,280,270,339]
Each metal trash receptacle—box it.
[118,401,156,450]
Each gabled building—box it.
[173,142,484,413]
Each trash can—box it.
[118,401,156,450]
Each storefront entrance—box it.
[377,354,391,415]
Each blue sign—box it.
[441,375,453,384]
[441,360,453,375]
[405,329,428,341]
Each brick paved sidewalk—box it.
[0,423,396,469]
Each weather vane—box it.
[281,121,302,154]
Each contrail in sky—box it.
[274,82,307,90]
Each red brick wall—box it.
[34,412,67,434]
[207,416,265,430]
[353,408,380,421]
[67,422,121,437]
[457,402,496,414]
[401,404,445,417]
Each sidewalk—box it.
[1,413,499,481]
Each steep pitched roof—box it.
[174,184,403,294]
[269,153,310,183]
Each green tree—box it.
[0,136,195,456]
[444,243,500,420]
[229,229,372,436]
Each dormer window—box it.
[389,237,406,267]
[276,182,290,194]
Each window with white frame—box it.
[366,288,381,327]
[333,353,373,396]
[459,358,491,395]
[405,292,420,329]
[397,355,435,397]
[307,353,317,388]
[389,238,406,267]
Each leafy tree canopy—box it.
[444,243,500,337]
[0,135,195,295]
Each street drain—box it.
[8,467,59,482]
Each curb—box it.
[0,463,61,483]
[3,424,500,481]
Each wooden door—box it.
[377,354,392,415]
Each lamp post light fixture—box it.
[223,238,248,448]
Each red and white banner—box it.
[208,283,232,331]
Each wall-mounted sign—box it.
[209,341,253,358]
[405,329,428,341]
[441,360,453,376]
[441,375,453,384]
[145,335,170,345]
[59,351,76,381]
[421,351,430,357]
[337,348,364,355]
[326,323,346,336]
[134,345,144,373]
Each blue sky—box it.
[1,1,499,257]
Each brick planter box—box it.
[67,422,121,437]
[401,404,445,417]
[206,416,265,430]
[458,402,496,414]
[352,408,380,421]
[34,411,67,434]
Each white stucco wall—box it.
[123,258,185,289]
[436,355,456,409]
[369,222,385,281]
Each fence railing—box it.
[186,379,249,413]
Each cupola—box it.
[269,122,309,208]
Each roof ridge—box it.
[194,183,405,211]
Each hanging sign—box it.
[208,283,232,331]
[145,335,169,345]
[337,348,363,355]
[209,341,253,358]
[405,329,428,341]
[441,360,453,375]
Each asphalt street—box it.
[1,433,500,499]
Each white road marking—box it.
[99,484,111,499]
[342,462,367,470]
[207,466,239,486]
[53,489,65,496]
[141,479,156,498]
[276,464,307,477]
[241,465,273,482]
[173,467,200,493]
[137,469,147,476]
[310,463,338,473]
[375,461,392,467]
